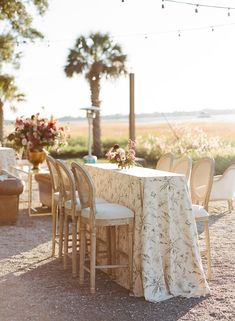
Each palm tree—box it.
[64,32,128,157]
[0,75,24,143]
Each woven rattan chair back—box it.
[56,160,80,277]
[71,161,96,211]
[190,157,215,211]
[46,155,60,193]
[172,156,192,182]
[45,155,62,257]
[56,160,77,214]
[156,152,174,172]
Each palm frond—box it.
[65,31,128,80]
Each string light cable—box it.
[162,0,235,14]
[14,19,235,47]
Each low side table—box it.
[12,163,52,217]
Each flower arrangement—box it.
[106,139,136,169]
[7,113,68,153]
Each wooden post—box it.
[129,73,135,141]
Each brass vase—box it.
[27,149,47,170]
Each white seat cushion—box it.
[192,204,209,219]
[82,203,134,220]
[95,197,107,204]
[64,197,107,211]
[53,192,60,202]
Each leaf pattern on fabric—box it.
[85,164,210,302]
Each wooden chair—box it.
[46,155,61,257]
[56,160,108,277]
[56,159,80,277]
[71,161,134,294]
[156,152,174,172]
[190,157,215,280]
[172,156,192,184]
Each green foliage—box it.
[0,0,48,38]
[50,136,88,159]
[0,75,24,102]
[0,0,49,142]
[213,154,235,175]
[102,137,128,154]
[0,34,15,64]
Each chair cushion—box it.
[82,203,134,220]
[192,204,209,219]
[53,192,60,202]
[64,197,107,211]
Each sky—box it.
[5,0,235,120]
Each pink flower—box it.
[7,113,69,151]
[106,140,136,169]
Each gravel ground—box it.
[0,194,234,321]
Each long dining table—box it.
[85,163,210,303]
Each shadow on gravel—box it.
[0,208,52,260]
[0,257,208,321]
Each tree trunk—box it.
[89,78,102,157]
[0,99,4,145]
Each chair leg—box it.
[72,217,78,278]
[79,222,86,285]
[58,207,64,258]
[90,226,97,294]
[128,220,134,293]
[204,220,212,280]
[63,214,69,270]
[106,227,112,266]
[110,226,117,279]
[51,199,56,256]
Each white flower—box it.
[21,138,27,145]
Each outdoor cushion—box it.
[64,197,107,211]
[192,204,209,219]
[82,203,134,220]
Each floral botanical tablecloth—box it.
[85,163,210,302]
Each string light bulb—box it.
[195,4,199,13]
[228,8,230,16]
[162,0,165,9]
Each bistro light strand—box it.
[164,0,235,12]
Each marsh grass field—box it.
[61,121,235,142]
[5,120,235,140]
[5,120,235,174]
